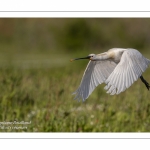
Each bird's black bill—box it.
[70,56,91,62]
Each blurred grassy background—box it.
[0,18,150,132]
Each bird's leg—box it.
[140,75,150,90]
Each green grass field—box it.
[0,50,150,132]
[0,18,150,132]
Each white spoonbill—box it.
[70,48,150,102]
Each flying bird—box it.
[70,48,150,102]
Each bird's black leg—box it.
[140,75,150,90]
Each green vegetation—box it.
[0,18,150,132]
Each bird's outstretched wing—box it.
[104,49,150,95]
[73,60,117,101]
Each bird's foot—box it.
[140,76,150,90]
[144,80,150,90]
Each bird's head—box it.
[70,54,96,62]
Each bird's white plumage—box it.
[105,49,149,95]
[73,60,117,101]
[73,48,150,101]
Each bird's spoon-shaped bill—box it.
[70,56,91,62]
